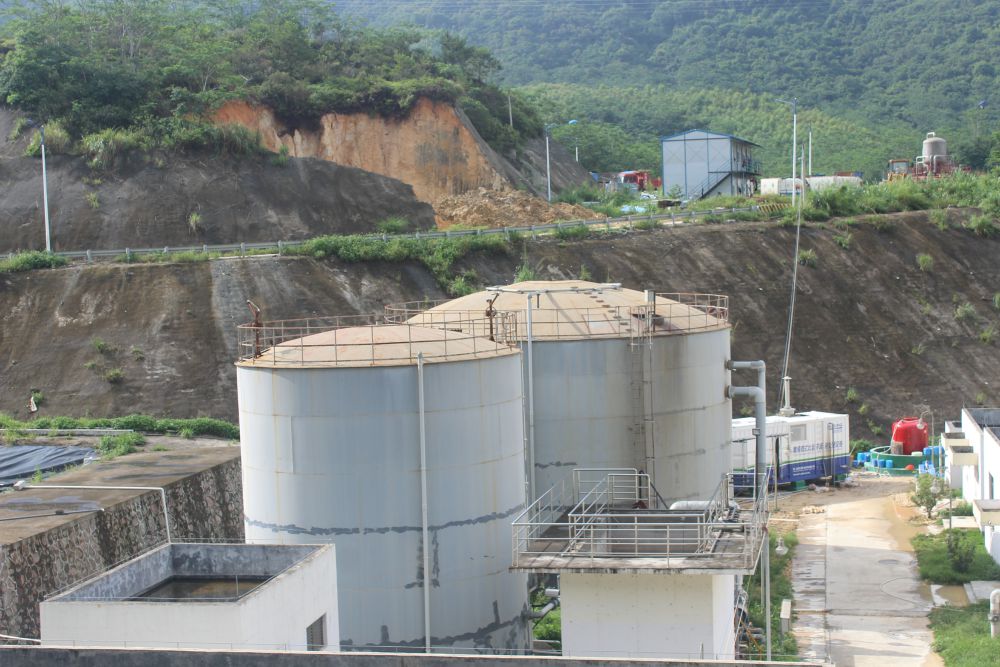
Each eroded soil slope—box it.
[0,110,436,254]
[1,210,997,436]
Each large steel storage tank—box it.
[388,281,732,502]
[236,315,529,652]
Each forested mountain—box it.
[339,0,1000,177]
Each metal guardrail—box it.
[236,312,519,366]
[512,468,769,570]
[8,205,766,263]
[387,292,728,340]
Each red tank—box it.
[891,417,929,455]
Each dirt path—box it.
[789,476,943,666]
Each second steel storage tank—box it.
[389,281,732,502]
[236,316,529,652]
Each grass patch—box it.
[376,217,410,234]
[97,432,145,459]
[0,251,68,274]
[91,337,113,354]
[85,192,99,209]
[0,413,240,439]
[965,214,997,238]
[797,248,817,266]
[912,529,1000,585]
[286,234,512,296]
[553,224,592,241]
[980,325,997,345]
[103,367,124,384]
[916,253,934,272]
[928,208,949,230]
[833,232,852,249]
[954,302,976,322]
[845,387,859,403]
[930,602,996,667]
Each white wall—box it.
[958,410,1000,564]
[559,573,735,660]
[41,546,339,652]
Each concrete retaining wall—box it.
[0,646,829,667]
[0,454,243,638]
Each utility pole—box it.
[40,125,51,253]
[808,128,813,178]
[776,98,798,207]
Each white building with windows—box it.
[943,408,1000,563]
[40,543,338,652]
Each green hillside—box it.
[0,0,540,155]
[338,0,1000,176]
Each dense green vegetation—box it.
[0,250,67,273]
[930,602,997,667]
[0,0,540,156]
[340,0,1000,177]
[912,530,1000,585]
[0,413,240,439]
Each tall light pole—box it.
[36,123,52,253]
[776,98,797,206]
[545,124,554,202]
[568,119,579,162]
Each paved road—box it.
[792,491,943,666]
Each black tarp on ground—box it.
[0,445,95,486]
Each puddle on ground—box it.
[885,494,923,552]
[931,584,970,607]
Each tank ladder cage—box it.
[235,312,519,366]
[384,292,729,342]
[512,468,770,572]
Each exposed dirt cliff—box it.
[0,110,436,254]
[2,210,997,439]
[213,99,591,209]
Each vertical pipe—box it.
[417,353,431,653]
[526,295,537,501]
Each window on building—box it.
[791,425,807,442]
[306,614,326,651]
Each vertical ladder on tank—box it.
[628,305,655,474]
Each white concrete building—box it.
[41,543,338,652]
[943,408,1000,563]
[512,468,767,659]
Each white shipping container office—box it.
[661,129,761,200]
[732,411,850,486]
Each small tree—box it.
[911,473,946,518]
[946,529,975,573]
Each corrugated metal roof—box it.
[660,128,761,148]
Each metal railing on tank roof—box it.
[236,312,519,367]
[511,468,768,571]
[386,292,729,341]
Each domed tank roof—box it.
[397,280,729,340]
[237,322,518,368]
[922,132,948,159]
